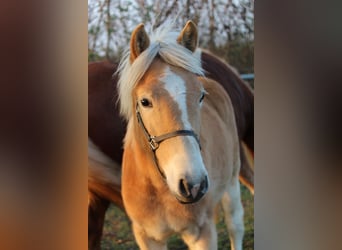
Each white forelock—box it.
[117,19,204,120]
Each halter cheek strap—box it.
[136,103,201,179]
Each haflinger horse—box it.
[88,23,253,250]
[117,20,244,250]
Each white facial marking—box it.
[160,66,208,195]
[161,67,191,130]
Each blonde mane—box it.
[117,20,205,120]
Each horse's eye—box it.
[199,92,205,103]
[140,98,152,107]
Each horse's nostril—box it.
[179,177,208,199]
[200,176,209,194]
[179,179,192,198]
[176,176,208,203]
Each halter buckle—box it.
[149,137,159,151]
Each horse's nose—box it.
[178,176,208,203]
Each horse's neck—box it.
[124,119,166,189]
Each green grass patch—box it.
[101,184,253,249]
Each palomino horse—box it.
[117,20,244,249]
[88,25,253,250]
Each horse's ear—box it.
[130,23,150,62]
[177,21,198,52]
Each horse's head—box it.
[119,21,209,204]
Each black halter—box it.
[136,103,201,179]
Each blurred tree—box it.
[88,0,254,76]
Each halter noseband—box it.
[136,103,201,179]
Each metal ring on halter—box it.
[149,137,159,151]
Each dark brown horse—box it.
[88,49,253,249]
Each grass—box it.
[101,185,254,249]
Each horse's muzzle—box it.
[176,176,208,204]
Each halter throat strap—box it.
[136,103,201,179]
